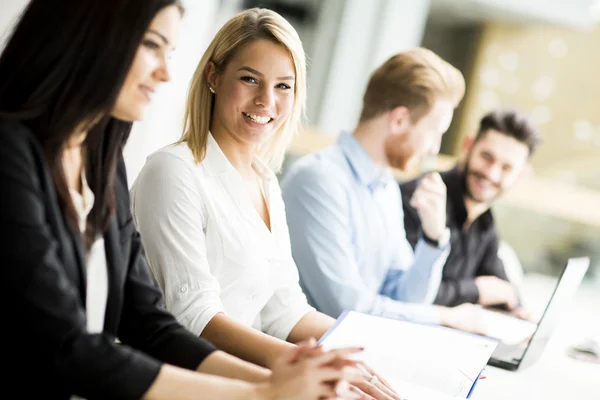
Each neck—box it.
[211,127,257,179]
[352,117,390,170]
[62,131,87,194]
[463,196,490,228]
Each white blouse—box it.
[130,134,314,340]
[70,171,108,334]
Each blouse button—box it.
[180,286,188,293]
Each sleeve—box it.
[0,126,211,400]
[115,156,217,368]
[434,278,480,307]
[130,152,225,336]
[379,188,448,305]
[434,229,510,307]
[478,229,510,281]
[259,181,315,340]
[281,164,441,325]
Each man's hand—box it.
[474,275,519,309]
[438,303,486,335]
[409,172,447,241]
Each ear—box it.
[462,135,475,155]
[205,61,219,90]
[517,163,533,182]
[387,106,411,135]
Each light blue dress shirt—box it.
[281,132,449,324]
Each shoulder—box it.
[282,145,350,192]
[0,119,48,192]
[0,119,42,166]
[133,142,199,188]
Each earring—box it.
[207,83,215,94]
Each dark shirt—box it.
[400,166,511,307]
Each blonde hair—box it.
[359,47,465,123]
[180,7,306,172]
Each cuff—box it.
[457,279,480,304]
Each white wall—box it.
[0,0,220,186]
[306,0,432,136]
[124,0,220,185]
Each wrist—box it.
[253,382,274,400]
[422,227,450,249]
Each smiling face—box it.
[207,39,296,146]
[111,5,181,121]
[464,129,530,203]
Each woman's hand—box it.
[258,338,364,399]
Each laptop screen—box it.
[489,257,590,370]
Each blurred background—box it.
[1,0,599,287]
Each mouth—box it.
[470,173,499,190]
[139,85,155,102]
[242,112,273,125]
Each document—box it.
[318,311,498,399]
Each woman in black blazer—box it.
[0,1,361,399]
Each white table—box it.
[471,273,600,400]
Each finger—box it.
[308,347,364,368]
[349,385,376,400]
[319,365,364,383]
[287,338,318,363]
[352,380,396,400]
[418,174,446,193]
[335,380,364,400]
[373,379,401,400]
[357,363,396,395]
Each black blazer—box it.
[0,119,216,399]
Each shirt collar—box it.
[203,132,274,181]
[443,165,494,228]
[338,131,393,192]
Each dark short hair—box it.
[475,108,542,156]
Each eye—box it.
[240,76,258,84]
[276,83,292,90]
[142,39,160,50]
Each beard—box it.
[462,159,503,204]
[384,134,418,171]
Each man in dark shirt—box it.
[401,108,542,312]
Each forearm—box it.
[384,239,447,303]
[287,310,335,344]
[201,313,293,368]
[143,363,266,400]
[196,351,271,383]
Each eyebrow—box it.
[148,29,170,46]
[238,66,295,81]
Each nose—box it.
[486,163,503,182]
[254,85,275,108]
[154,56,172,83]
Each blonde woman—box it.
[131,7,398,400]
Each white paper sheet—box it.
[319,311,498,399]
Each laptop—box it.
[484,257,591,371]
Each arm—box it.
[0,128,171,399]
[434,230,512,307]
[281,165,441,325]
[379,189,449,304]
[130,153,295,369]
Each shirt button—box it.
[251,293,258,301]
[180,286,188,293]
